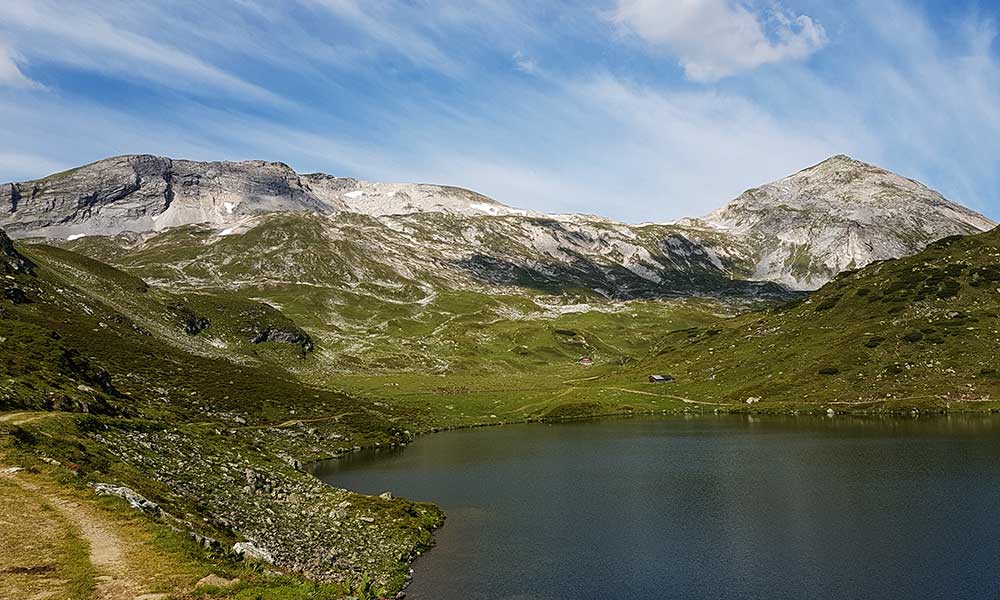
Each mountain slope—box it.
[2,153,993,302]
[680,155,995,289]
[0,226,446,590]
[611,226,1000,411]
[55,213,733,373]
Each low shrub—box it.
[936,278,961,299]
[814,295,842,311]
[864,336,885,348]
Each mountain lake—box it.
[312,415,1000,599]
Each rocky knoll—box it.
[0,227,34,275]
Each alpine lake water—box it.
[311,415,1000,599]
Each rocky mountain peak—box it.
[807,153,861,168]
[680,154,995,290]
[779,153,932,197]
[1,153,993,296]
[0,154,525,239]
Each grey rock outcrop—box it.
[679,155,995,289]
[0,227,34,275]
[0,154,516,239]
[1,155,345,239]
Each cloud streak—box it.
[0,0,997,223]
[0,1,290,106]
[0,39,40,89]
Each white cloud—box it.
[309,0,462,73]
[612,0,827,81]
[513,51,538,74]
[0,41,40,89]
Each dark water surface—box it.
[312,415,1000,599]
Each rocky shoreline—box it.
[85,421,443,593]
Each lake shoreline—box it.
[314,412,1000,599]
[307,404,1000,594]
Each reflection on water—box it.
[312,415,1000,600]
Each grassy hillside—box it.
[1,226,727,596]
[606,229,1000,413]
[61,213,740,374]
[1,233,445,595]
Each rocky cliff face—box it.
[679,155,995,289]
[0,227,34,275]
[2,153,993,295]
[0,154,521,239]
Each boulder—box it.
[195,574,240,589]
[233,541,274,564]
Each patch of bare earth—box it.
[1,469,175,600]
[0,475,77,599]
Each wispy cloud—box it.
[0,39,40,89]
[513,51,538,74]
[612,0,827,81]
[0,0,997,223]
[0,151,63,181]
[0,1,289,106]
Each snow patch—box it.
[345,191,364,199]
[224,201,237,214]
[218,228,236,236]
[469,202,527,216]
[66,234,86,241]
[470,202,502,215]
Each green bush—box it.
[936,278,961,299]
[863,336,885,348]
[814,295,842,311]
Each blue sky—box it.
[1,0,998,222]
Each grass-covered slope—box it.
[613,228,1000,412]
[59,212,743,374]
[1,232,443,595]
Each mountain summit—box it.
[0,154,526,239]
[680,155,994,289]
